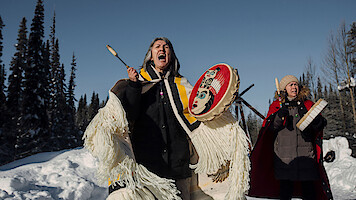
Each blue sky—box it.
[1,0,355,115]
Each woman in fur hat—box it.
[248,75,333,200]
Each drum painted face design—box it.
[191,88,213,114]
[189,63,239,121]
[191,67,221,115]
[200,68,221,88]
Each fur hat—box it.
[280,75,299,90]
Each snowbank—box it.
[0,137,355,199]
[0,148,107,200]
[323,137,356,199]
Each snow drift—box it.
[0,137,355,200]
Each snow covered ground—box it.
[0,136,355,200]
[323,137,356,199]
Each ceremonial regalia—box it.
[248,86,333,200]
[83,37,250,200]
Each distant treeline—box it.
[0,0,104,165]
[245,21,356,156]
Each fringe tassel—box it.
[224,119,251,200]
[83,91,131,185]
[106,188,146,200]
[189,111,236,174]
[83,91,181,200]
[135,164,181,200]
[189,111,251,199]
[106,187,156,200]
[107,157,181,200]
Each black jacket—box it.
[120,75,191,180]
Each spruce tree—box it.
[349,22,356,76]
[316,77,323,100]
[67,53,81,146]
[67,53,76,113]
[76,94,88,134]
[5,17,28,163]
[48,11,56,131]
[246,112,262,146]
[0,15,6,133]
[323,85,343,138]
[59,63,75,149]
[0,15,9,165]
[49,34,67,151]
[100,96,108,108]
[88,91,100,121]
[18,0,50,159]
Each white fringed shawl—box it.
[188,111,251,200]
[82,91,181,200]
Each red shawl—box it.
[248,100,333,200]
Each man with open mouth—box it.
[114,37,201,200]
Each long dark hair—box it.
[141,37,181,77]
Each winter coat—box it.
[116,65,199,180]
[248,86,333,200]
[273,98,319,181]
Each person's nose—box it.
[159,46,165,52]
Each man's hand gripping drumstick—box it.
[106,45,139,82]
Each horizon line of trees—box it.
[0,0,103,166]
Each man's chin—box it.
[155,64,169,70]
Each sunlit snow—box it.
[0,137,355,200]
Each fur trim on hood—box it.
[274,85,310,103]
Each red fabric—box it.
[248,100,333,200]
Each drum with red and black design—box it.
[188,63,240,121]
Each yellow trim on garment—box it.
[140,68,151,81]
[175,77,197,124]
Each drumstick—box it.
[106,45,129,68]
[275,78,280,95]
[106,44,142,81]
[275,78,282,107]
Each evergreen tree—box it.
[340,88,356,134]
[76,94,88,134]
[316,77,323,100]
[67,53,76,119]
[18,0,50,159]
[305,57,317,101]
[59,63,76,149]
[48,11,56,129]
[43,39,51,105]
[299,73,307,87]
[0,15,9,165]
[4,17,28,163]
[100,96,108,108]
[246,112,262,146]
[88,91,100,121]
[49,33,67,150]
[323,85,328,99]
[0,15,6,132]
[323,85,344,138]
[67,53,81,146]
[348,22,356,76]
